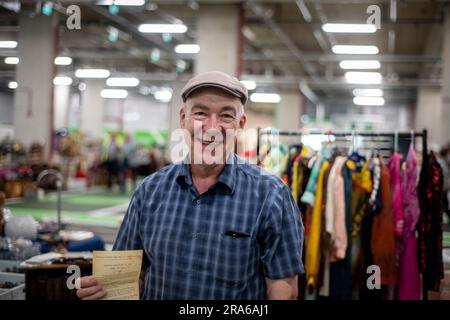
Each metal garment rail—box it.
[256,128,429,300]
[256,128,428,165]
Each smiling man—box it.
[77,71,304,300]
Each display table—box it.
[36,233,105,253]
[22,256,92,300]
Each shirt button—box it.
[196,200,201,205]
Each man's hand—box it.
[265,275,298,300]
[76,276,107,300]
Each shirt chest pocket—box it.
[198,233,255,287]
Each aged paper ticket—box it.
[93,250,143,300]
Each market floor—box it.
[6,186,134,243]
[7,187,132,227]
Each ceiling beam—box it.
[241,74,441,89]
[246,1,317,78]
[246,0,321,104]
[244,53,441,63]
[87,5,180,66]
[1,48,438,64]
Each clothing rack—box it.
[256,128,430,300]
[256,128,428,166]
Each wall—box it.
[415,87,445,150]
[103,93,169,133]
[0,91,14,125]
[327,103,414,132]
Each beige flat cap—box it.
[181,71,248,105]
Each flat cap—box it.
[181,71,248,105]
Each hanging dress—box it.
[397,145,421,299]
[305,160,330,298]
[417,151,445,292]
[388,152,405,263]
[371,157,398,287]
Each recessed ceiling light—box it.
[97,0,145,6]
[138,24,188,34]
[4,57,19,64]
[175,44,200,54]
[0,41,17,48]
[53,76,73,86]
[154,89,173,102]
[339,60,380,70]
[352,88,383,97]
[8,81,18,89]
[353,96,385,106]
[322,23,377,33]
[100,89,128,99]
[75,69,110,78]
[250,93,281,104]
[54,57,72,65]
[332,45,379,54]
[345,72,382,84]
[240,80,256,90]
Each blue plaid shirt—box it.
[113,154,304,299]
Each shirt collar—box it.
[175,153,237,194]
[175,156,193,186]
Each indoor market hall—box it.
[0,0,449,302]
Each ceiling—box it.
[0,0,448,107]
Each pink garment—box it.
[388,153,405,237]
[397,146,421,300]
[330,157,347,261]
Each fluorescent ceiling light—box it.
[322,23,376,33]
[138,24,188,34]
[339,60,380,70]
[75,69,110,78]
[115,0,144,5]
[8,81,18,89]
[345,71,382,84]
[53,76,73,86]
[353,96,385,106]
[54,57,72,65]
[101,89,128,99]
[250,93,281,104]
[97,0,145,5]
[4,57,19,64]
[175,44,200,54]
[0,41,17,48]
[332,45,379,54]
[240,80,256,90]
[106,77,140,87]
[154,89,173,102]
[352,88,383,97]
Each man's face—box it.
[179,87,247,165]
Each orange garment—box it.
[371,157,398,285]
[305,160,330,293]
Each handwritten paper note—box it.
[93,250,143,300]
